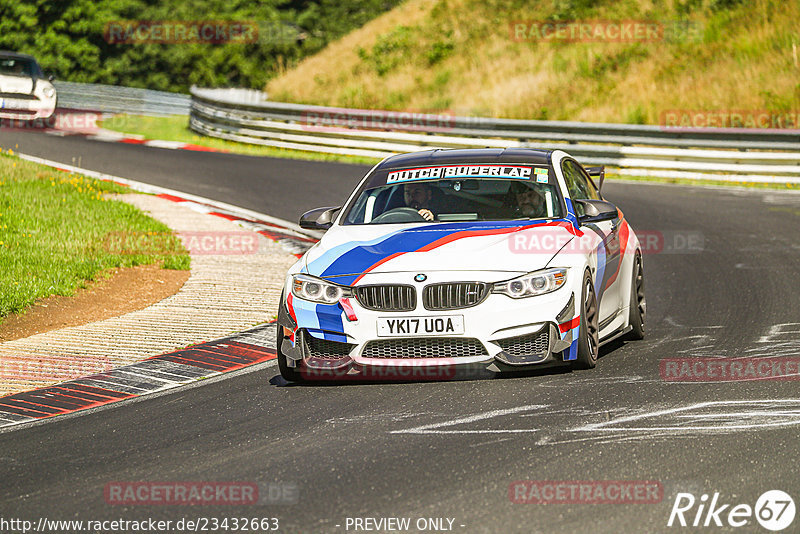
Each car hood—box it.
[303,220,579,284]
[0,75,35,95]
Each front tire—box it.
[625,253,646,341]
[277,326,303,382]
[572,270,599,369]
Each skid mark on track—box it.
[654,319,800,361]
[535,375,656,388]
[390,404,546,435]
[748,322,800,357]
[327,412,428,425]
[646,318,728,357]
[572,399,800,434]
[469,437,516,448]
[389,400,800,442]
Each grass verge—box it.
[100,114,382,166]
[0,150,190,321]
[265,0,799,124]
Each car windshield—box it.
[343,177,563,225]
[0,57,40,78]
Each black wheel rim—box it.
[584,279,599,360]
[635,258,646,328]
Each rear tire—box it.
[572,270,599,369]
[625,254,646,341]
[277,325,303,382]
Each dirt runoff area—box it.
[0,264,189,342]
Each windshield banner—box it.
[386,165,534,184]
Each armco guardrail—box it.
[54,81,190,116]
[189,87,800,183]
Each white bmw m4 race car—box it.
[277,148,645,382]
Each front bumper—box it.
[278,283,579,379]
[0,94,56,120]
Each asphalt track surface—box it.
[2,129,800,533]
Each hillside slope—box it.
[0,0,402,92]
[266,0,799,124]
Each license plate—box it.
[377,316,464,337]
[7,100,28,110]
[1,99,27,110]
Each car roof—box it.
[355,148,556,192]
[0,51,38,61]
[375,148,552,172]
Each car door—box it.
[561,159,623,326]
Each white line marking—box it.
[536,434,640,446]
[571,399,800,433]
[87,133,126,142]
[469,437,516,448]
[401,429,540,434]
[144,140,187,149]
[757,322,800,343]
[675,410,800,418]
[390,404,546,435]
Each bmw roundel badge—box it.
[414,274,427,282]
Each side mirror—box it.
[585,166,605,192]
[47,74,55,82]
[574,199,618,224]
[299,206,340,230]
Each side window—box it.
[577,166,601,201]
[561,159,600,217]
[562,160,599,201]
[561,161,579,200]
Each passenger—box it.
[511,183,548,218]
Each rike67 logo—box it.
[668,490,795,531]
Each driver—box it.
[403,182,437,221]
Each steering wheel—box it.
[370,207,428,223]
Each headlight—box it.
[42,85,56,98]
[492,268,567,298]
[291,274,352,304]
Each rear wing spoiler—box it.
[585,166,605,192]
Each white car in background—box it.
[0,51,57,120]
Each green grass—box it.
[100,114,382,166]
[266,0,799,125]
[0,151,190,321]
